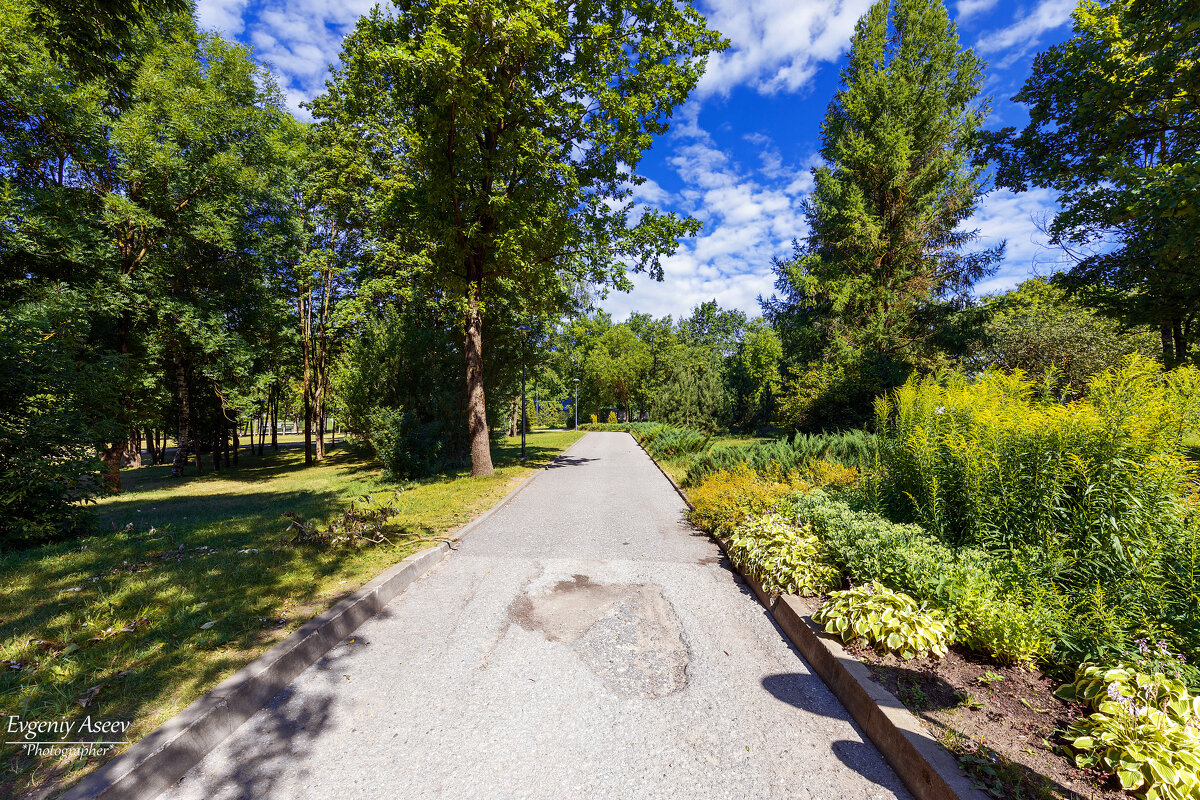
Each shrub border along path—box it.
[630,432,989,800]
[58,439,585,800]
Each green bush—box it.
[726,514,839,596]
[684,429,877,487]
[1058,661,1200,800]
[688,464,797,536]
[814,581,950,659]
[370,409,461,480]
[642,426,710,460]
[0,294,122,545]
[790,491,1059,664]
[875,356,1200,661]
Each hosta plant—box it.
[726,515,840,597]
[814,581,949,659]
[1057,657,1200,800]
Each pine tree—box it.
[777,0,999,369]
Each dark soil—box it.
[843,643,1126,800]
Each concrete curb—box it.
[57,544,449,800]
[625,430,987,800]
[58,435,588,800]
[771,594,988,800]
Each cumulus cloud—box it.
[695,0,874,97]
[602,122,812,320]
[196,0,249,35]
[197,0,375,120]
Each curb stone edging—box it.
[57,435,588,800]
[56,545,449,800]
[623,430,988,800]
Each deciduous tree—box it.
[313,0,725,476]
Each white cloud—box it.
[955,0,1000,23]
[602,122,811,320]
[976,0,1075,59]
[695,0,874,97]
[197,0,376,121]
[966,188,1066,296]
[196,0,249,35]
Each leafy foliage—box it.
[791,491,1059,665]
[814,581,950,659]
[1059,661,1200,800]
[988,0,1200,367]
[0,295,122,544]
[314,0,726,475]
[877,356,1196,557]
[687,464,796,536]
[767,0,999,428]
[727,515,839,597]
[980,278,1162,399]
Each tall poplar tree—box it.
[775,0,998,371]
[313,0,725,477]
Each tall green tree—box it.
[1,1,293,491]
[986,0,1200,367]
[313,0,725,476]
[775,0,998,366]
[727,320,782,432]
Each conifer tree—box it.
[775,0,999,371]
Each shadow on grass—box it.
[0,484,428,795]
[116,444,375,497]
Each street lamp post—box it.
[573,377,579,429]
[517,325,531,460]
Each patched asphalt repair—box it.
[156,432,912,800]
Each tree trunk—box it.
[100,447,123,492]
[192,402,203,476]
[465,282,494,476]
[172,359,190,477]
[303,392,313,466]
[270,386,279,450]
[1173,317,1187,367]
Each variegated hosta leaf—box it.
[814,581,948,659]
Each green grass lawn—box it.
[0,430,581,796]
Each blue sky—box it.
[197,0,1076,322]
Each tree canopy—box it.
[313,0,726,475]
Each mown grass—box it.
[0,430,581,796]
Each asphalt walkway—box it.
[157,432,910,800]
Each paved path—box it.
[158,432,910,800]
